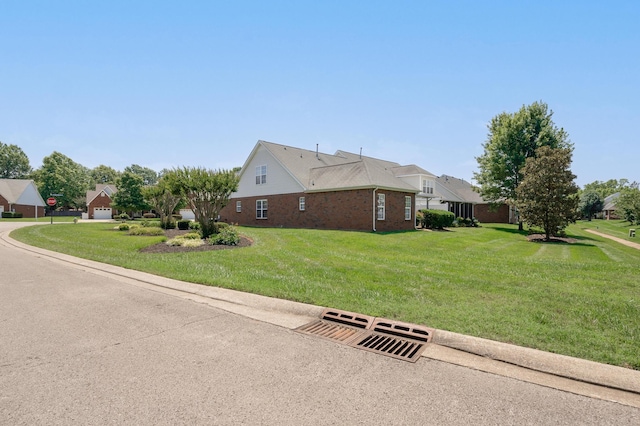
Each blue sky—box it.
[1,1,638,187]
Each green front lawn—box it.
[10,221,640,369]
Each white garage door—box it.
[93,207,112,220]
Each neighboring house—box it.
[425,175,514,224]
[85,184,118,219]
[602,192,620,220]
[0,179,46,218]
[219,140,419,232]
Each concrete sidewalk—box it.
[2,225,639,409]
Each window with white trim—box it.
[422,179,434,194]
[236,201,242,213]
[405,196,412,220]
[299,196,305,211]
[256,199,268,219]
[255,165,267,185]
[377,193,385,220]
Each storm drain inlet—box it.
[295,309,435,363]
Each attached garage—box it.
[93,207,112,220]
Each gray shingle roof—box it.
[259,141,417,193]
[436,175,484,204]
[0,179,35,203]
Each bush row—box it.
[417,209,455,229]
[1,212,23,218]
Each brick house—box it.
[85,184,118,219]
[0,179,46,218]
[220,141,419,232]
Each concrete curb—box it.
[433,330,640,394]
[2,226,639,400]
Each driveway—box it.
[1,222,639,424]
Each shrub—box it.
[141,220,161,228]
[1,212,23,218]
[181,238,205,248]
[181,232,202,240]
[143,212,156,219]
[162,219,176,230]
[216,222,229,230]
[177,220,191,230]
[189,221,201,230]
[210,226,240,246]
[128,226,164,236]
[419,209,455,229]
[165,238,184,246]
[118,223,130,231]
[165,235,204,247]
[118,213,130,221]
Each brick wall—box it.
[13,204,46,218]
[0,195,45,218]
[474,203,511,223]
[220,189,416,232]
[87,194,113,219]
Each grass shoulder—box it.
[9,221,640,370]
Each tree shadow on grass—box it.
[490,225,599,247]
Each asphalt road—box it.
[1,222,639,425]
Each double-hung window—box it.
[405,196,412,220]
[299,197,306,211]
[422,179,434,195]
[236,201,242,213]
[256,199,268,219]
[377,193,385,220]
[255,165,267,185]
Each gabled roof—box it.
[390,164,436,177]
[0,179,45,206]
[603,192,619,211]
[435,175,484,204]
[86,184,118,205]
[249,141,418,193]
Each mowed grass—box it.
[579,218,639,241]
[10,221,640,369]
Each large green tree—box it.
[90,165,121,185]
[112,171,148,217]
[32,151,90,209]
[142,171,184,229]
[582,179,630,199]
[474,101,572,230]
[615,186,640,225]
[124,164,158,186]
[170,167,239,238]
[515,146,579,241]
[579,191,604,221]
[0,142,32,178]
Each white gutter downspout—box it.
[372,187,378,232]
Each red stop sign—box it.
[47,197,57,206]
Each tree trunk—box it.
[518,221,523,231]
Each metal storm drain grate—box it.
[296,309,435,363]
[295,309,374,344]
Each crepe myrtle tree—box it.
[142,171,184,229]
[170,167,239,239]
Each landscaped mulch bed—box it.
[139,229,253,253]
[526,234,577,244]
